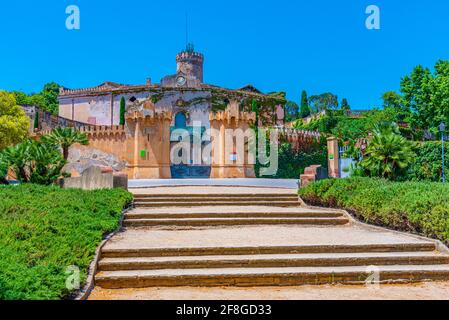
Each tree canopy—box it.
[0,91,30,150]
[12,82,61,115]
[382,60,449,134]
[300,90,311,118]
[309,92,339,113]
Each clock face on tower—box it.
[176,76,186,87]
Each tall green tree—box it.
[0,91,30,150]
[12,82,61,115]
[41,127,89,160]
[120,97,126,125]
[33,111,39,130]
[341,98,350,114]
[300,90,311,118]
[41,82,61,115]
[309,92,339,113]
[285,101,299,122]
[385,60,449,133]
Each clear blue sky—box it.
[1,0,448,109]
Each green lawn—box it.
[0,184,133,300]
[299,177,449,244]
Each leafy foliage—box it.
[358,123,416,180]
[309,92,339,113]
[284,101,299,122]
[300,90,311,118]
[408,141,449,182]
[41,127,89,160]
[0,91,30,150]
[299,177,449,244]
[341,98,350,114]
[294,109,396,143]
[12,82,61,115]
[0,185,132,300]
[256,142,327,179]
[1,139,68,185]
[382,60,449,134]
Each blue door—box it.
[170,112,211,179]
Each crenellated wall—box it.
[276,128,322,152]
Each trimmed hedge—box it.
[0,185,133,300]
[299,177,449,244]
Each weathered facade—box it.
[56,47,319,179]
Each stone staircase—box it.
[94,188,449,289]
[133,193,302,208]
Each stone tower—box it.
[176,44,204,83]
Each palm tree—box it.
[360,122,415,180]
[42,127,89,160]
[1,140,33,182]
[0,152,9,184]
[28,142,68,185]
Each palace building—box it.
[55,46,299,179]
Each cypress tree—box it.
[341,98,351,114]
[300,90,311,118]
[33,111,39,130]
[119,97,126,125]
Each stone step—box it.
[95,264,449,288]
[133,194,298,199]
[125,211,344,219]
[101,243,436,258]
[134,201,301,208]
[134,197,299,203]
[123,217,349,227]
[98,252,449,271]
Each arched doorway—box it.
[170,112,211,179]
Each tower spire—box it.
[185,11,194,53]
[185,11,188,49]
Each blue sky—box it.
[0,0,448,109]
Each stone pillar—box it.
[133,118,141,179]
[159,116,172,179]
[327,136,340,178]
[209,101,256,178]
[125,103,173,179]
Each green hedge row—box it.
[299,177,449,244]
[0,185,133,300]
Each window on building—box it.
[175,112,187,128]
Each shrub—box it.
[408,141,449,182]
[1,139,68,185]
[299,177,449,244]
[358,122,416,180]
[0,185,132,300]
[257,142,327,179]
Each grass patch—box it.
[299,177,449,244]
[0,184,133,300]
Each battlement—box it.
[78,125,126,135]
[125,109,173,122]
[176,51,204,62]
[210,101,256,125]
[276,128,322,152]
[59,83,154,96]
[276,128,322,141]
